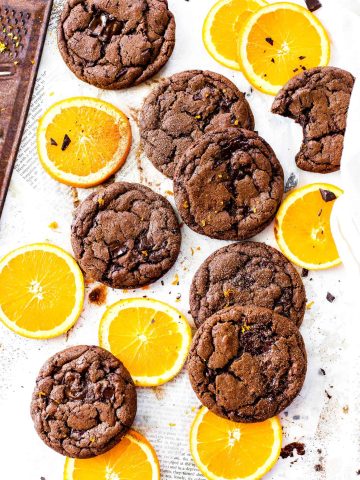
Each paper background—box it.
[0,0,359,478]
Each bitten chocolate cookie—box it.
[174,128,284,240]
[58,0,175,89]
[139,70,255,178]
[30,346,137,458]
[188,305,307,423]
[190,241,306,328]
[272,66,355,173]
[71,182,181,288]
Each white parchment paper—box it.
[0,0,359,478]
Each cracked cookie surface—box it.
[30,345,137,458]
[71,182,181,288]
[139,70,255,178]
[58,0,175,89]
[174,128,284,240]
[188,305,307,423]
[272,66,355,173]
[190,241,306,328]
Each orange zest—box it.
[0,243,84,339]
[37,97,132,187]
[99,298,192,387]
[239,2,331,95]
[190,407,282,480]
[64,430,160,480]
[275,183,343,270]
[203,0,267,70]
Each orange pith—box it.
[0,243,84,338]
[275,183,343,270]
[190,407,282,480]
[37,97,131,187]
[239,2,330,95]
[64,430,160,480]
[203,0,267,70]
[99,298,192,386]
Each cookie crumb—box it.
[319,368,326,376]
[88,285,107,306]
[326,292,335,303]
[280,442,306,459]
[305,0,322,12]
[314,464,323,472]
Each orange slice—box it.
[203,0,267,70]
[37,97,132,187]
[64,430,160,480]
[99,298,192,386]
[190,407,282,480]
[239,2,331,95]
[275,183,343,270]
[0,243,84,339]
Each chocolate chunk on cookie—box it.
[174,128,284,240]
[188,305,307,422]
[30,346,137,458]
[190,241,306,328]
[139,70,255,178]
[71,182,181,288]
[58,0,175,89]
[272,66,355,173]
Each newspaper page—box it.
[0,0,359,478]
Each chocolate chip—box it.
[61,134,71,151]
[305,0,322,12]
[326,292,335,303]
[265,37,274,45]
[319,188,337,202]
[50,138,58,146]
[301,268,309,278]
[102,386,115,399]
[285,172,298,192]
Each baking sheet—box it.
[0,0,359,478]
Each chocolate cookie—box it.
[58,0,175,89]
[272,66,355,173]
[174,128,284,240]
[188,305,307,422]
[139,70,255,178]
[71,182,181,288]
[30,346,137,458]
[190,241,306,328]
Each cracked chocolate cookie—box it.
[188,305,307,422]
[174,128,284,240]
[58,0,175,89]
[30,345,137,458]
[71,182,181,288]
[139,70,255,178]
[190,241,306,328]
[272,66,355,173]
